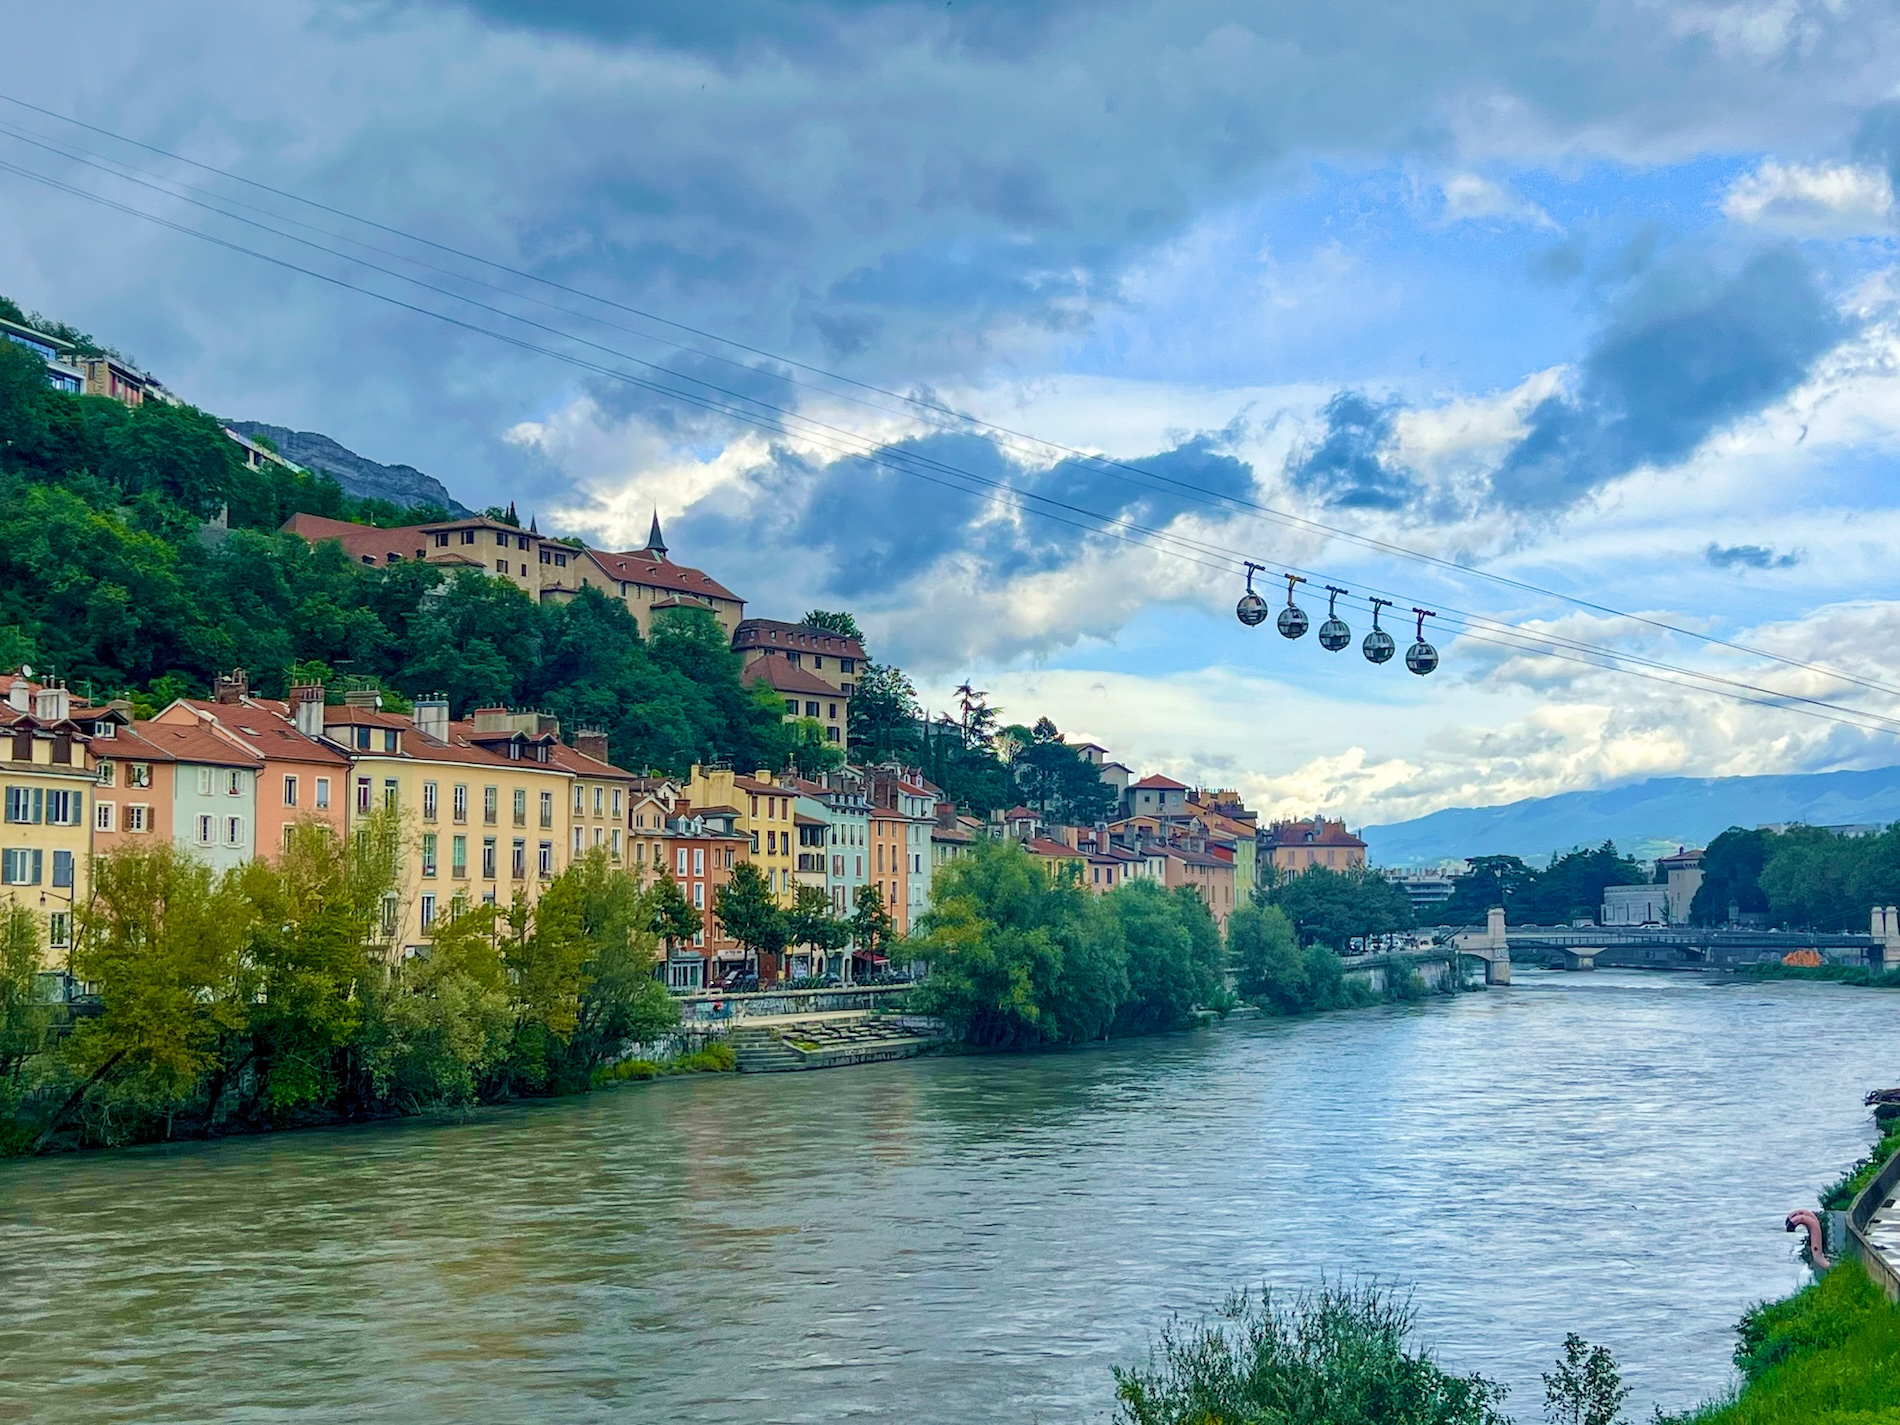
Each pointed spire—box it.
[529,513,539,534]
[645,509,668,561]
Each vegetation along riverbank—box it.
[2,833,1450,1156]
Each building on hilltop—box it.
[1261,817,1367,875]
[1124,773,1189,820]
[731,618,866,695]
[1,315,85,394]
[743,653,849,744]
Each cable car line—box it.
[1,92,1895,710]
[5,150,1900,739]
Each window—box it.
[96,801,115,832]
[461,529,477,546]
[513,788,527,826]
[495,531,509,547]
[0,848,39,885]
[593,786,603,817]
[422,781,438,821]
[97,760,116,787]
[511,839,526,879]
[226,769,243,796]
[828,703,837,720]
[612,789,622,817]
[812,655,823,670]
[226,816,244,847]
[693,848,704,876]
[354,726,371,750]
[52,850,72,888]
[452,835,467,878]
[676,847,688,877]
[783,698,798,716]
[47,911,71,950]
[517,534,531,551]
[45,790,79,826]
[126,804,148,833]
[573,784,585,815]
[482,836,496,879]
[484,786,498,824]
[572,826,583,855]
[453,784,467,823]
[4,787,39,824]
[433,531,450,548]
[93,721,115,739]
[496,559,510,575]
[197,815,215,845]
[805,700,820,717]
[592,827,604,849]
[197,767,214,796]
[840,682,853,696]
[539,791,553,829]
[129,762,151,788]
[767,830,777,855]
[382,779,399,811]
[693,881,705,909]
[419,893,436,931]
[279,774,296,807]
[383,729,398,753]
[315,777,330,809]
[538,841,552,877]
[826,727,839,743]
[421,833,438,878]
[611,828,621,858]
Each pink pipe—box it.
[1786,1210,1830,1270]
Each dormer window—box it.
[93,721,115,738]
[509,742,521,760]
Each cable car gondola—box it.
[1235,561,1268,627]
[1277,573,1309,639]
[1406,608,1438,676]
[1318,585,1351,651]
[1363,597,1395,664]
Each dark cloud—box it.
[1284,392,1418,510]
[671,427,1257,605]
[1491,248,1844,510]
[1705,542,1800,570]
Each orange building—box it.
[1262,817,1367,874]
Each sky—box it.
[6,0,1900,828]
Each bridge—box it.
[1445,905,1900,973]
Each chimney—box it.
[32,685,71,722]
[290,683,325,738]
[214,668,248,704]
[413,697,450,744]
[343,688,383,710]
[575,728,609,764]
[7,677,28,714]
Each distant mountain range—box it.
[1360,765,1900,866]
[227,422,471,516]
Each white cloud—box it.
[1438,173,1558,229]
[1722,159,1895,236]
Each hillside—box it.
[226,422,470,515]
[1361,765,1900,866]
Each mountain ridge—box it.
[1360,765,1900,866]
[227,422,471,516]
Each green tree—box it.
[0,905,51,1137]
[1542,1334,1629,1425]
[1693,826,1773,925]
[357,900,511,1110]
[1264,865,1415,952]
[849,882,896,960]
[802,609,863,640]
[1229,904,1309,1012]
[1110,880,1223,1035]
[43,845,253,1148]
[849,661,922,759]
[1438,855,1535,923]
[647,872,702,951]
[1513,841,1644,923]
[714,860,789,974]
[789,884,850,972]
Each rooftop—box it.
[742,654,842,697]
[1130,774,1188,791]
[732,618,867,660]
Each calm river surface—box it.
[5,971,1898,1422]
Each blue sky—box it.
[7,0,1900,825]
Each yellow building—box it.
[685,765,797,902]
[0,679,96,964]
[552,730,639,867]
[322,697,576,954]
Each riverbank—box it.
[1738,961,1900,989]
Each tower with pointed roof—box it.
[644,510,668,562]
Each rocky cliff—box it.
[227,422,471,515]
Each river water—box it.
[4,971,1897,1423]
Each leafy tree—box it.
[848,882,896,960]
[1009,718,1116,825]
[647,872,702,951]
[802,609,862,640]
[849,660,922,759]
[1512,842,1644,923]
[0,905,50,1131]
[1229,904,1308,1012]
[789,884,850,969]
[714,860,789,973]
[1110,880,1223,1035]
[1542,1334,1629,1425]
[357,900,511,1110]
[1263,865,1415,951]
[43,845,253,1147]
[786,716,846,776]
[1438,855,1535,923]
[1692,826,1772,925]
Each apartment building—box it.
[653,805,748,989]
[685,766,798,901]
[730,619,864,704]
[1261,817,1367,874]
[743,654,850,744]
[551,729,637,867]
[0,679,95,962]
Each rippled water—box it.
[4,971,1897,1422]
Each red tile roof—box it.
[732,618,866,660]
[1263,817,1366,849]
[1130,774,1188,791]
[1022,836,1085,858]
[742,654,841,697]
[587,549,741,603]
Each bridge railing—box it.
[1847,1141,1900,1300]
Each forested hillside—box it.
[0,332,798,774]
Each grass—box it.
[592,1041,736,1086]
[1821,1118,1900,1210]
[1668,1259,1900,1424]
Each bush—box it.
[1113,1282,1510,1425]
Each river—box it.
[4,970,1896,1422]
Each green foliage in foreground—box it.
[1113,1283,1512,1425]
[1666,1259,1900,1425]
[1228,904,1379,1015]
[1819,1116,1900,1211]
[1737,961,1900,990]
[4,835,683,1153]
